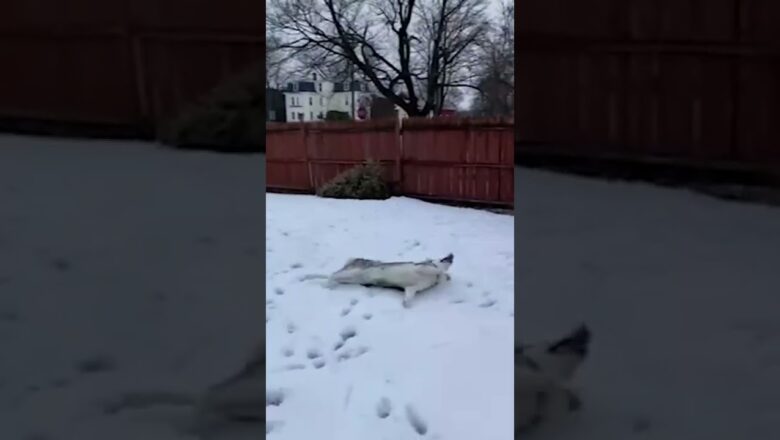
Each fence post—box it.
[303,123,315,192]
[396,117,404,195]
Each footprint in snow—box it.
[449,298,466,304]
[284,363,306,371]
[338,346,370,362]
[267,420,284,434]
[266,389,285,406]
[341,307,352,317]
[290,263,303,269]
[76,354,117,374]
[287,322,297,334]
[350,298,359,306]
[274,288,285,296]
[306,348,322,359]
[479,299,497,308]
[376,397,392,418]
[312,359,326,369]
[281,347,294,357]
[405,404,428,435]
[50,257,72,272]
[362,313,373,320]
[340,326,357,341]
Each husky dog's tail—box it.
[516,324,592,381]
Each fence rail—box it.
[267,118,514,207]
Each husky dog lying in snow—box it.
[301,253,454,308]
[516,325,592,434]
[102,344,264,436]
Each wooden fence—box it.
[517,0,780,171]
[0,0,263,136]
[267,118,514,207]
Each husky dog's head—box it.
[437,253,454,271]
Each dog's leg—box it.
[402,286,421,308]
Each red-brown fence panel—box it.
[266,118,514,207]
[0,0,263,135]
[307,120,400,189]
[266,122,310,191]
[401,118,514,205]
[517,0,780,171]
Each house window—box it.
[313,73,317,81]
[309,96,313,105]
[318,83,322,92]
[298,112,304,121]
[345,96,348,105]
[290,111,294,121]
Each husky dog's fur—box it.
[516,325,591,434]
[302,253,454,308]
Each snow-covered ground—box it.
[517,167,780,439]
[5,131,778,439]
[265,194,514,439]
[0,135,264,439]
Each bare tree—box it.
[471,0,514,117]
[267,0,489,117]
[266,34,291,89]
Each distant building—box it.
[265,88,286,122]
[283,69,372,122]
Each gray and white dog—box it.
[516,325,592,434]
[302,253,454,308]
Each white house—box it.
[283,69,373,122]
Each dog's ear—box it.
[440,253,454,264]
